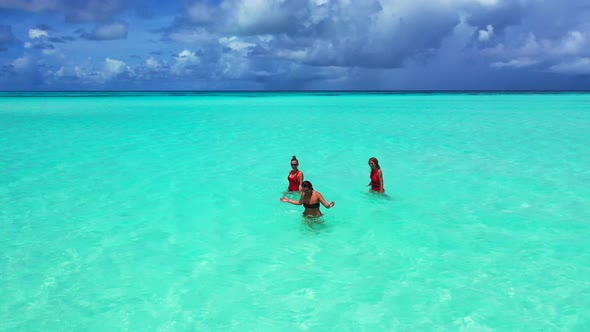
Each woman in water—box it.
[287,155,304,192]
[280,181,335,217]
[368,157,384,193]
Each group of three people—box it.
[280,156,385,217]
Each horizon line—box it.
[1,89,590,93]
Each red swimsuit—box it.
[288,170,301,191]
[370,169,381,191]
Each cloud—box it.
[483,28,589,74]
[3,0,590,90]
[3,54,46,87]
[219,36,255,55]
[491,57,538,68]
[226,0,305,36]
[12,56,31,71]
[21,26,65,57]
[103,57,128,77]
[166,0,465,69]
[29,28,49,39]
[558,31,585,55]
[171,49,200,75]
[48,57,133,84]
[549,58,590,74]
[478,24,494,41]
[464,0,527,35]
[145,57,161,71]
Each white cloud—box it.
[55,66,67,77]
[229,0,292,35]
[234,0,271,27]
[171,50,200,75]
[28,28,48,39]
[491,57,538,68]
[483,29,589,75]
[53,58,132,83]
[104,58,127,78]
[477,0,498,5]
[12,56,31,71]
[549,57,590,74]
[558,31,585,55]
[74,66,91,80]
[145,57,161,71]
[478,24,493,41]
[275,48,309,61]
[487,30,586,57]
[42,48,58,56]
[520,32,539,54]
[219,36,255,54]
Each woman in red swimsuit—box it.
[368,157,384,193]
[287,155,304,192]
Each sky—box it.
[0,0,589,90]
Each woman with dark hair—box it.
[368,157,384,193]
[280,180,335,217]
[287,155,304,192]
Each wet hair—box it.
[301,180,313,190]
[291,155,299,165]
[368,157,380,169]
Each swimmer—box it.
[281,180,335,217]
[368,157,384,193]
[287,155,304,192]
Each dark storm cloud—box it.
[165,0,464,69]
[462,0,590,76]
[465,1,589,49]
[464,1,527,34]
[298,4,460,68]
[2,0,590,90]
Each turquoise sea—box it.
[1,92,589,331]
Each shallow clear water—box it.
[1,92,589,330]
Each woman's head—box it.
[301,180,313,192]
[291,155,299,168]
[368,157,380,169]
